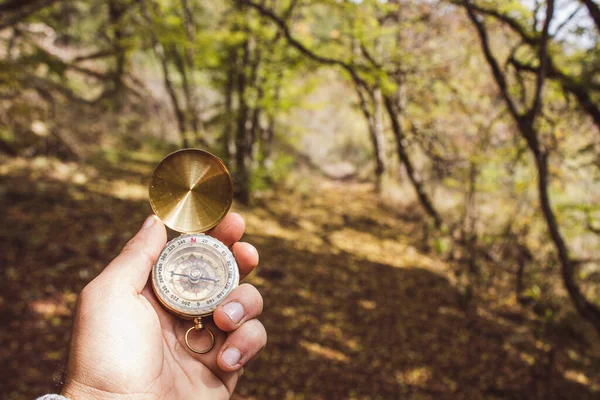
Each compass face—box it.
[152,234,239,318]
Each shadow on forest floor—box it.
[1,152,599,399]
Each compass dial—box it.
[152,234,239,318]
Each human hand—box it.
[61,214,265,400]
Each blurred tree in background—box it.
[1,0,600,398]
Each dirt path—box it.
[1,153,598,399]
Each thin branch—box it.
[0,0,60,30]
[529,0,555,119]
[509,56,600,129]
[360,42,382,70]
[573,258,600,265]
[463,0,521,120]
[282,0,299,20]
[21,74,103,107]
[451,0,537,45]
[235,0,370,88]
[586,215,600,236]
[553,5,582,38]
[72,50,116,63]
[0,0,44,12]
[580,0,600,33]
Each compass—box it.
[149,148,239,354]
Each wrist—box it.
[61,379,136,400]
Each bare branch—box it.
[0,0,60,30]
[529,0,555,119]
[580,0,600,33]
[72,50,116,63]
[458,0,600,132]
[359,42,382,70]
[553,5,582,38]
[509,56,600,129]
[235,0,370,88]
[462,0,521,120]
[451,0,537,45]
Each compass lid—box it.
[149,148,233,233]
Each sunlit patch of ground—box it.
[1,153,599,399]
[329,228,446,271]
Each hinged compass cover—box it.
[149,148,233,233]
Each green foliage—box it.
[251,152,296,193]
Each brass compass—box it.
[148,148,239,354]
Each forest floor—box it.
[1,149,600,399]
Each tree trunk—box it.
[261,114,275,169]
[372,86,386,192]
[141,0,189,147]
[249,96,262,163]
[383,95,443,228]
[157,45,188,147]
[108,0,126,107]
[246,40,263,165]
[177,0,207,147]
[355,81,386,193]
[260,71,281,170]
[515,242,532,303]
[234,41,251,204]
[533,145,600,330]
[222,49,236,163]
[350,38,383,186]
[170,47,207,147]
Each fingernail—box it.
[142,215,156,229]
[222,347,242,366]
[222,302,244,324]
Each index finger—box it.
[207,212,245,247]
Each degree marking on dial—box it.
[154,234,239,316]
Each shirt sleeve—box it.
[36,395,70,400]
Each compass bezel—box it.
[151,234,239,320]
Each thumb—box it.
[95,215,167,293]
